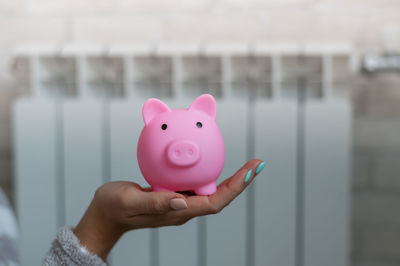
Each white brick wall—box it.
[0,90,15,152]
[354,192,400,225]
[374,156,400,190]
[72,17,164,42]
[355,119,400,151]
[162,13,267,42]
[353,154,374,188]
[355,226,400,262]
[24,0,116,16]
[0,0,398,48]
[0,17,68,43]
[116,0,209,14]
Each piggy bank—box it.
[137,94,225,195]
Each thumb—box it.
[132,190,188,215]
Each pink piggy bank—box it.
[137,94,225,195]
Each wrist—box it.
[73,201,125,260]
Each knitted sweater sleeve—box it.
[42,226,107,266]
[0,188,19,266]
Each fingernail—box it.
[169,198,188,210]
[244,169,252,184]
[255,162,266,175]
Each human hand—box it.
[73,159,265,260]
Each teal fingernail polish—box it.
[244,169,252,184]
[255,162,266,175]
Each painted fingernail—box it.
[244,169,252,184]
[169,198,188,210]
[255,162,266,175]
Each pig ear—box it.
[189,94,216,119]
[142,98,171,126]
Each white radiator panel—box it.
[206,100,248,266]
[254,101,297,266]
[158,220,198,266]
[12,44,353,266]
[109,100,151,266]
[13,99,59,266]
[304,100,351,266]
[63,100,105,225]
[12,98,352,266]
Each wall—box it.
[0,1,400,266]
[353,73,400,266]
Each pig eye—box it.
[161,124,167,130]
[196,122,203,128]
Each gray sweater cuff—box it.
[43,226,107,266]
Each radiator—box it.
[13,43,353,266]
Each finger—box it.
[209,159,264,210]
[176,159,265,217]
[126,190,187,215]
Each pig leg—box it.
[194,182,217,196]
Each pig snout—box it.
[166,140,200,167]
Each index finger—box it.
[209,159,264,211]
[181,159,265,217]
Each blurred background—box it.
[0,1,400,266]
